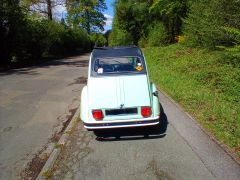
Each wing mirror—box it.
[153,91,158,97]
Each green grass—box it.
[143,44,240,157]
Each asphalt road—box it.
[50,56,240,179]
[0,55,89,179]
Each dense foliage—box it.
[0,0,107,68]
[109,0,187,46]
[110,0,240,66]
[183,0,240,66]
[67,0,107,33]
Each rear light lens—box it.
[141,106,152,117]
[92,110,103,120]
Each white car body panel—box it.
[80,47,160,130]
[88,75,150,109]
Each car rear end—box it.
[83,72,160,130]
[81,47,160,130]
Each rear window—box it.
[92,57,145,75]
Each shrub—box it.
[147,23,168,47]
[177,35,186,44]
[109,29,133,46]
[219,27,240,67]
[138,37,148,48]
[42,20,66,56]
[183,0,224,48]
[10,16,48,64]
[63,27,91,53]
[222,45,240,67]
[0,4,92,68]
[90,33,107,47]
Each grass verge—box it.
[143,44,240,157]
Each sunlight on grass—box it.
[144,44,240,156]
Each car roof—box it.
[92,46,144,59]
[90,46,147,77]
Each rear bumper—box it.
[83,116,160,130]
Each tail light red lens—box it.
[141,106,152,117]
[92,110,103,120]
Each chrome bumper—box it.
[83,116,160,130]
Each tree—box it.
[22,0,65,20]
[0,0,26,65]
[219,0,240,66]
[0,0,93,67]
[149,0,188,43]
[183,0,240,48]
[183,0,224,48]
[90,33,107,47]
[104,29,111,46]
[221,0,240,29]
[114,0,151,44]
[109,9,133,46]
[147,22,167,46]
[67,0,106,33]
[110,0,188,45]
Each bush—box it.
[62,27,91,53]
[183,0,225,48]
[90,33,107,47]
[20,19,91,60]
[43,20,66,56]
[219,27,240,67]
[138,37,148,48]
[222,45,240,67]
[0,1,92,68]
[44,23,92,56]
[147,23,168,47]
[0,1,28,65]
[0,11,92,68]
[9,16,48,64]
[109,29,133,46]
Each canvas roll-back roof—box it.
[90,46,147,76]
[92,46,144,59]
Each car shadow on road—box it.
[95,104,168,141]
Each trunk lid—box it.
[88,75,150,110]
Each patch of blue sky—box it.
[53,0,114,32]
[103,0,114,31]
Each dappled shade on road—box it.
[0,57,89,76]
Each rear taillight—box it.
[141,106,152,117]
[92,110,103,120]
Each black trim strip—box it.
[84,119,159,127]
[105,108,137,116]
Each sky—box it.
[52,0,114,32]
[103,0,114,31]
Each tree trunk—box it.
[46,0,53,20]
[170,18,175,43]
[86,9,90,34]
